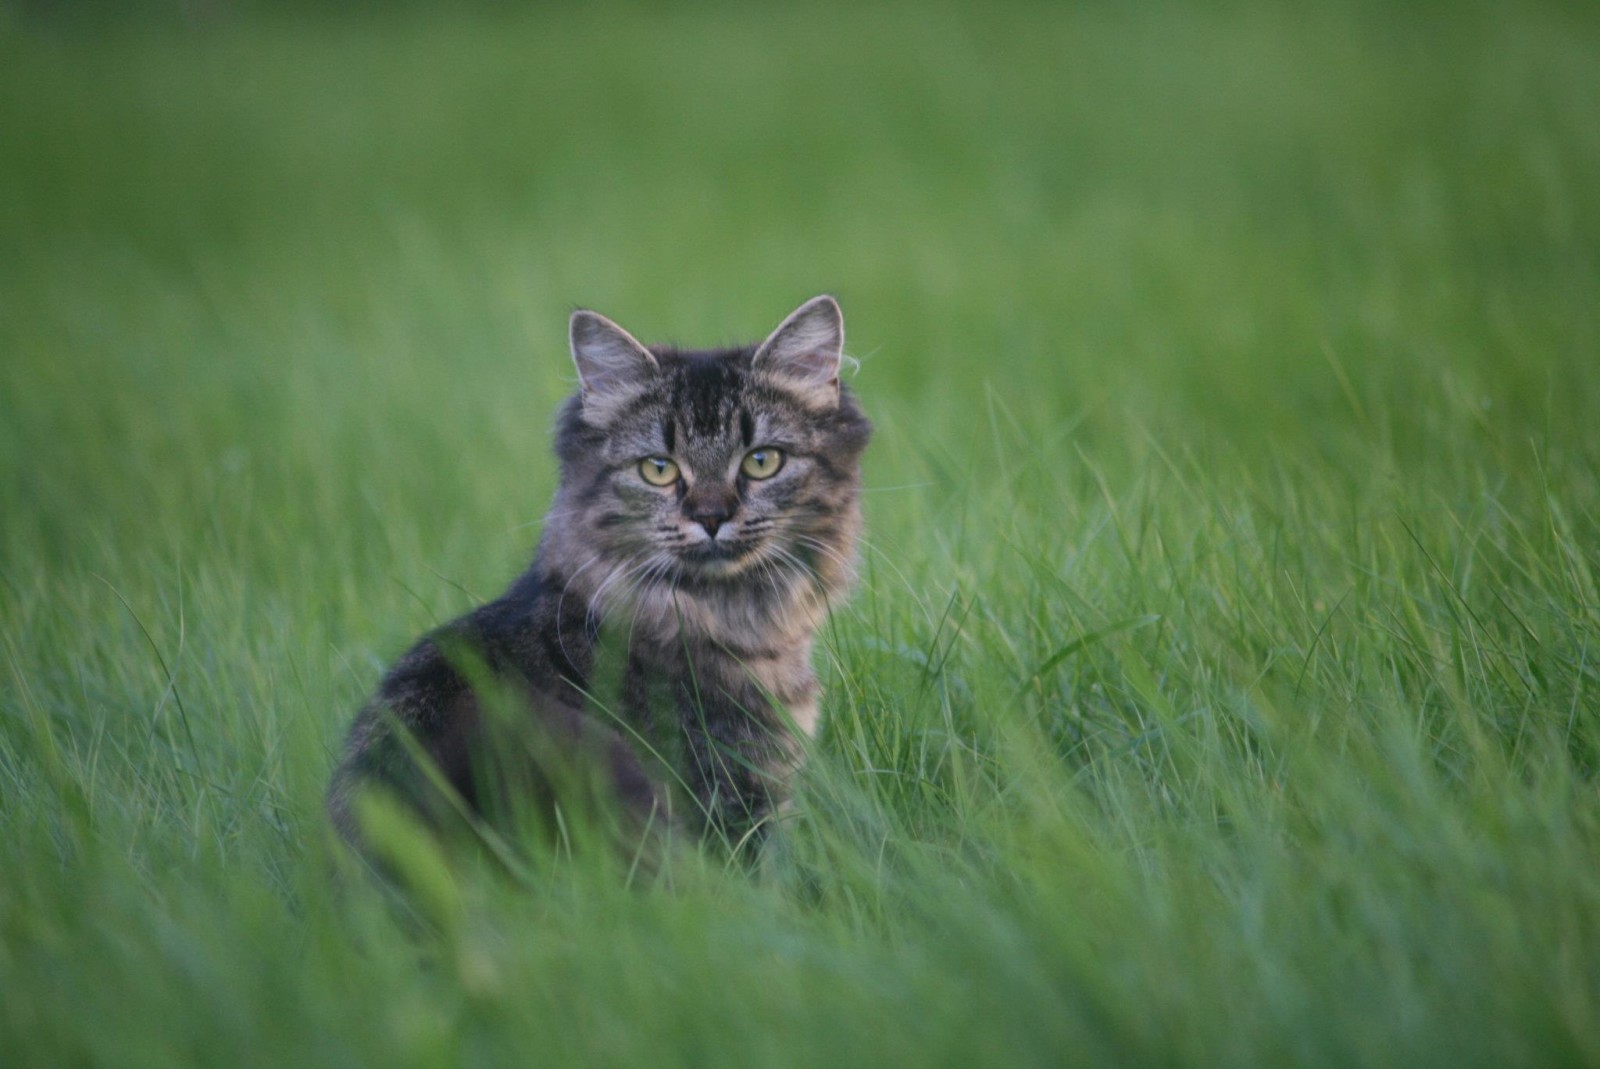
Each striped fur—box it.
[328,296,871,858]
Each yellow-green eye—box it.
[639,456,680,486]
[741,447,784,480]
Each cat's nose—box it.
[688,502,733,537]
[685,489,736,538]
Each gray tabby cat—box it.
[327,295,872,859]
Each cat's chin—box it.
[676,540,764,581]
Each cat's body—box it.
[327,296,871,857]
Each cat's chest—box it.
[587,621,814,726]
[622,576,830,657]
[581,627,687,727]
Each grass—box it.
[3,1,1599,1065]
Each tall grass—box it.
[3,2,1598,1065]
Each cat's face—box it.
[552,297,871,608]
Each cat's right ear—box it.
[570,309,659,422]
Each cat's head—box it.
[550,296,872,607]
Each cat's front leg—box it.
[681,691,804,854]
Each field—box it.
[3,2,1600,1065]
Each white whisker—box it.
[791,533,857,577]
[860,481,933,494]
[550,552,607,668]
[587,551,658,626]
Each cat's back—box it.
[326,569,589,835]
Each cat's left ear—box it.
[753,295,844,407]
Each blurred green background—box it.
[3,2,1599,1066]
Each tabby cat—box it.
[327,295,872,859]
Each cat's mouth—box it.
[678,537,762,575]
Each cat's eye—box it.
[638,456,680,486]
[741,448,784,480]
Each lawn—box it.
[3,1,1599,1065]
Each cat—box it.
[326,295,872,862]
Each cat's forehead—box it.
[654,349,754,437]
[586,343,838,462]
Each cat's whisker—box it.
[767,553,802,600]
[765,543,815,582]
[584,562,625,622]
[501,504,592,535]
[614,552,670,608]
[843,532,934,613]
[791,534,857,578]
[760,546,823,614]
[859,481,934,494]
[806,524,883,576]
[555,553,601,611]
[554,553,605,660]
[588,551,660,623]
[618,555,669,650]
[746,552,782,602]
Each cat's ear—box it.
[570,309,659,422]
[753,295,844,407]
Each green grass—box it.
[4,1,1600,1065]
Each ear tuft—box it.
[753,295,844,406]
[570,309,658,421]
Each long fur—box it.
[327,297,872,858]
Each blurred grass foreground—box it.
[3,1,1600,1066]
